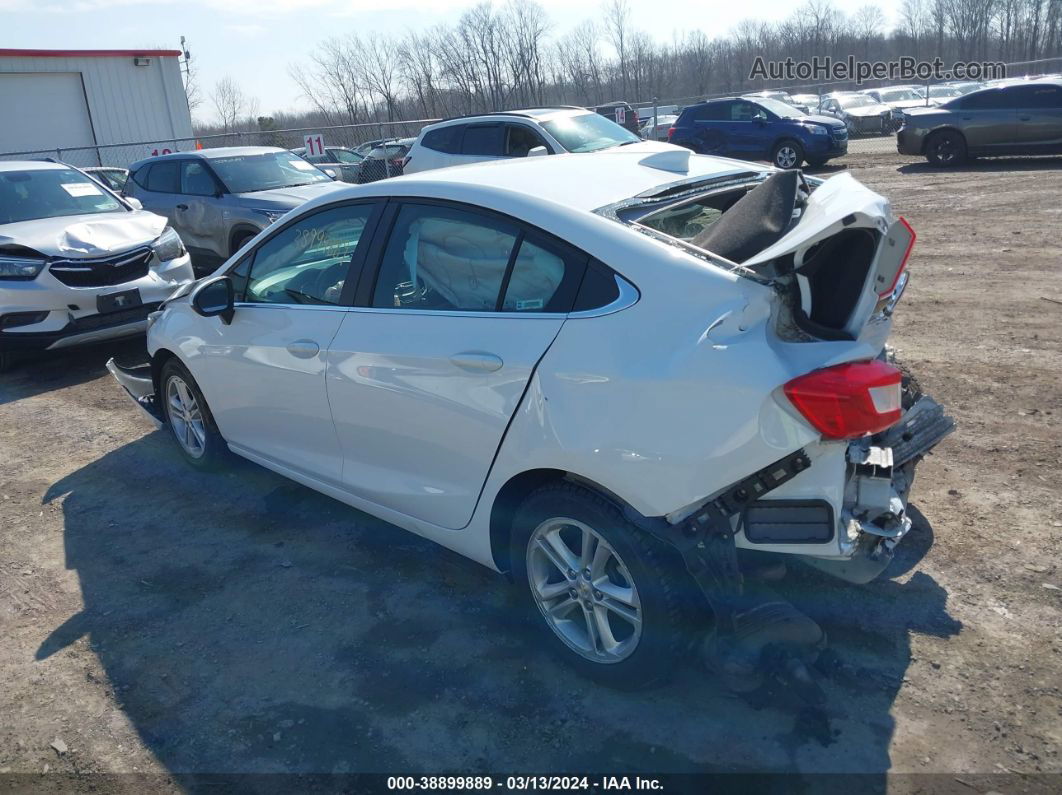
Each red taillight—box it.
[667,127,676,140]
[783,360,903,440]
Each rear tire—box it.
[159,358,229,471]
[925,130,967,167]
[510,482,689,690]
[771,139,804,169]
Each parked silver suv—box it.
[124,147,347,273]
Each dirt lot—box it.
[1,152,1060,790]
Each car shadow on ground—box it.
[899,156,1062,175]
[37,433,961,782]
[0,336,148,406]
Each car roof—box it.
[129,146,287,170]
[422,107,590,131]
[0,160,74,173]
[334,149,759,215]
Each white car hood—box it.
[0,210,167,257]
[847,105,890,117]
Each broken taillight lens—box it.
[783,360,903,440]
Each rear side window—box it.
[372,203,519,311]
[1011,84,1062,109]
[422,124,464,154]
[145,161,179,193]
[500,235,585,312]
[573,260,621,311]
[461,125,504,156]
[692,103,729,122]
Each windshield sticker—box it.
[62,182,104,197]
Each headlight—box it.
[807,125,828,135]
[152,226,186,262]
[0,256,46,280]
[252,208,286,224]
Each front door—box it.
[174,160,225,262]
[190,201,379,484]
[327,201,587,529]
[1010,84,1062,150]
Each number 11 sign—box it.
[304,134,325,157]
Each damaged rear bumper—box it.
[799,394,954,583]
[105,358,164,429]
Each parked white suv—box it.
[108,150,952,689]
[403,107,681,174]
[0,161,194,372]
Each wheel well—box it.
[150,347,178,393]
[923,126,965,155]
[488,469,567,574]
[773,137,801,153]
[229,225,260,257]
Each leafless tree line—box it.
[197,0,1062,133]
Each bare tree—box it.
[210,77,256,132]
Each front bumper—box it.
[896,127,926,155]
[106,359,163,429]
[0,252,193,354]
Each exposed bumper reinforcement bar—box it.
[878,394,955,467]
[105,358,164,429]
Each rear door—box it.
[691,102,734,155]
[1009,84,1062,150]
[954,89,1018,152]
[131,160,181,221]
[174,160,225,258]
[326,199,588,529]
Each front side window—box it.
[1011,84,1062,109]
[505,125,547,157]
[960,89,1013,110]
[540,113,639,153]
[330,148,364,164]
[242,204,374,305]
[0,167,124,225]
[209,151,332,194]
[372,204,519,311]
[180,161,217,196]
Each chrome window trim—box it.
[230,275,638,318]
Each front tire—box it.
[510,482,689,689]
[771,139,804,169]
[160,358,229,470]
[925,130,967,167]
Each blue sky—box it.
[2,0,900,121]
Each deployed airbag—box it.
[692,171,797,263]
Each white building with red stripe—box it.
[0,48,193,166]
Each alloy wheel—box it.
[526,517,643,663]
[166,376,207,459]
[776,146,798,169]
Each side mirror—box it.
[191,276,235,325]
[527,145,548,157]
[125,197,143,210]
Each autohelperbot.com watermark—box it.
[749,55,1006,84]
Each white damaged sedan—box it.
[0,160,194,371]
[108,149,953,690]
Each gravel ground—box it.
[1,151,1060,790]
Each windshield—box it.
[209,151,332,193]
[880,88,922,102]
[0,168,124,225]
[755,98,804,118]
[540,113,639,153]
[928,86,961,98]
[838,95,878,109]
[330,148,364,164]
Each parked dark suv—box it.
[669,97,848,169]
[897,80,1062,166]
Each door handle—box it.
[176,203,188,211]
[449,351,503,372]
[286,339,320,359]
